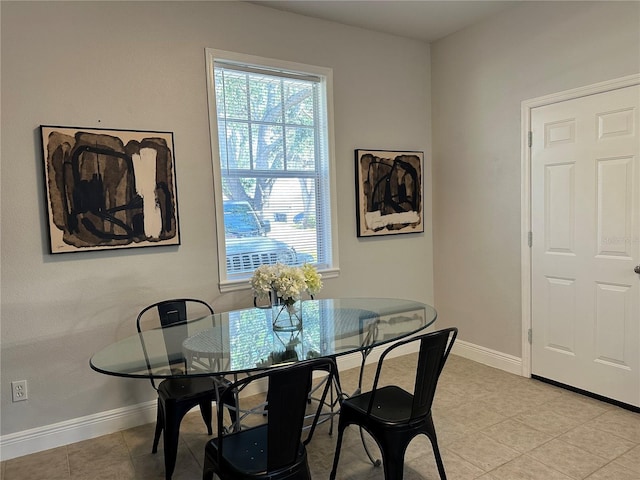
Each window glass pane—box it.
[218,70,248,120]
[217,119,228,168]
[222,176,258,205]
[251,124,284,171]
[284,81,314,126]
[285,126,315,171]
[211,55,334,284]
[220,121,250,170]
[249,75,282,123]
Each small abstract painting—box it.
[355,149,424,237]
[41,126,180,253]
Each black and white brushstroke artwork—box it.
[355,149,424,237]
[41,126,180,253]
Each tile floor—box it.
[2,354,639,480]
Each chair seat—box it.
[157,376,218,400]
[344,386,414,424]
[208,424,306,476]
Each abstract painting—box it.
[41,126,180,253]
[355,149,424,237]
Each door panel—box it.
[531,84,639,407]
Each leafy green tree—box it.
[216,69,316,218]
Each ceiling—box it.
[251,1,521,43]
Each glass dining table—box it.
[90,297,438,380]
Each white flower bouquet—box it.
[251,263,322,306]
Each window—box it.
[205,50,338,291]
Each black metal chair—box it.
[136,298,223,480]
[202,357,338,480]
[329,327,458,480]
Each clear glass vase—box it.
[272,297,302,331]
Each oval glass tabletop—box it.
[90,297,437,378]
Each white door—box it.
[531,84,640,408]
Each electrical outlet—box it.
[11,380,28,402]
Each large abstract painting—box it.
[41,126,180,253]
[355,149,424,237]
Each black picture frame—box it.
[355,149,424,237]
[41,125,180,253]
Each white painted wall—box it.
[432,1,640,357]
[0,1,432,440]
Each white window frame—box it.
[205,48,340,292]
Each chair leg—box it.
[360,426,382,467]
[222,394,237,425]
[162,416,180,480]
[425,416,447,480]
[378,439,406,480]
[202,451,215,480]
[432,440,447,480]
[202,466,213,480]
[162,400,193,480]
[198,399,213,435]
[328,377,336,435]
[152,401,163,454]
[329,423,346,480]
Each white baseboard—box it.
[451,339,523,375]
[338,338,523,376]
[0,340,522,461]
[0,400,157,461]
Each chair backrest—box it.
[217,357,337,472]
[136,298,214,387]
[368,327,458,420]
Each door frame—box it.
[520,73,640,378]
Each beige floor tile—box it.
[540,394,611,423]
[3,447,69,480]
[69,459,136,480]
[437,377,492,403]
[121,422,161,457]
[399,435,432,462]
[67,433,135,480]
[558,424,637,460]
[478,391,545,417]
[480,418,553,453]
[513,407,584,436]
[429,415,471,446]
[432,384,469,410]
[613,444,640,474]
[132,447,200,480]
[487,454,573,480]
[447,431,521,471]
[329,432,384,480]
[585,462,640,480]
[528,438,610,479]
[505,379,566,405]
[66,432,130,458]
[588,408,640,443]
[442,401,507,432]
[406,447,485,480]
[558,389,618,411]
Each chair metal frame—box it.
[202,357,338,480]
[330,327,458,480]
[136,298,221,480]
